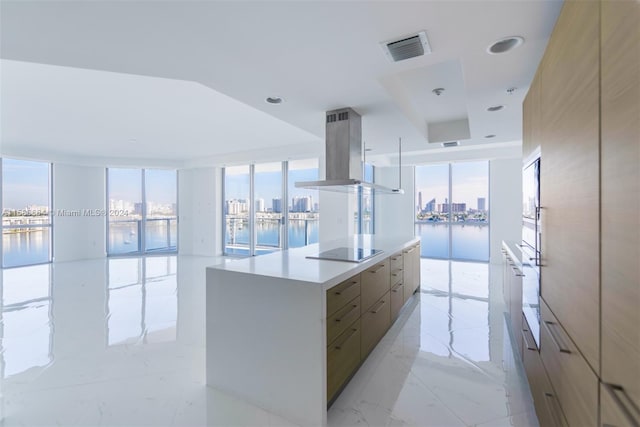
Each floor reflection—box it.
[0,256,537,427]
[1,264,53,378]
[107,257,177,346]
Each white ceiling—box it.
[0,0,563,165]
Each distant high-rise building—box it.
[418,191,423,213]
[313,202,319,212]
[477,197,486,211]
[255,198,265,212]
[292,196,312,212]
[272,198,282,213]
[226,199,248,215]
[134,202,144,215]
[451,203,466,213]
[425,198,436,213]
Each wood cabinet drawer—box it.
[361,260,390,312]
[327,319,361,402]
[540,300,598,426]
[600,382,640,427]
[522,316,569,427]
[327,296,360,345]
[326,275,361,317]
[389,252,403,271]
[390,268,403,287]
[361,291,391,356]
[390,281,404,321]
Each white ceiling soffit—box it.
[0,60,321,164]
[0,1,563,160]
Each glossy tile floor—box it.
[0,256,538,426]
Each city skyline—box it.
[415,162,489,211]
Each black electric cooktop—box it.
[306,247,383,263]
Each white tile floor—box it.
[0,256,538,426]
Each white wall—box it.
[374,166,415,239]
[178,167,220,256]
[53,164,106,262]
[489,158,522,264]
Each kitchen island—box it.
[206,235,420,426]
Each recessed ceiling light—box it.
[487,36,524,54]
[432,88,445,96]
[487,105,505,112]
[266,96,283,104]
[485,134,496,139]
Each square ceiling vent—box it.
[382,31,431,62]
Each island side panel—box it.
[206,268,327,426]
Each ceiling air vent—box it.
[441,141,459,148]
[382,31,431,62]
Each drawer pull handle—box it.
[368,265,386,274]
[335,304,358,322]
[404,248,415,254]
[391,283,403,292]
[544,321,572,354]
[543,392,565,427]
[371,300,386,314]
[602,383,640,426]
[391,270,402,277]
[334,281,358,296]
[512,268,525,277]
[334,327,358,350]
[521,329,536,351]
[391,256,401,261]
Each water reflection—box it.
[419,259,490,361]
[107,257,177,346]
[0,264,53,378]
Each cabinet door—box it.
[360,260,390,312]
[539,0,600,371]
[361,291,391,357]
[601,0,640,414]
[411,243,421,294]
[390,281,404,321]
[509,270,523,357]
[402,246,414,302]
[327,319,361,402]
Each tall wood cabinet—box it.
[600,0,640,424]
[522,1,640,425]
[539,0,601,372]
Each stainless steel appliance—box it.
[306,247,382,263]
[522,155,541,347]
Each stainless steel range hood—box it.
[295,108,404,194]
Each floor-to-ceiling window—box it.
[1,158,53,267]
[107,168,177,256]
[223,165,251,256]
[255,162,283,255]
[287,159,319,248]
[415,161,489,262]
[358,163,375,234]
[223,159,320,256]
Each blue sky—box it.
[2,158,50,209]
[108,168,177,204]
[415,161,488,210]
[225,168,319,205]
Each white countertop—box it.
[208,234,419,288]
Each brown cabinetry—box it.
[539,0,601,372]
[600,0,640,422]
[522,316,568,427]
[361,260,390,312]
[325,243,419,403]
[402,243,420,302]
[361,291,391,357]
[539,300,598,426]
[327,319,361,401]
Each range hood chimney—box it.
[295,108,404,194]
